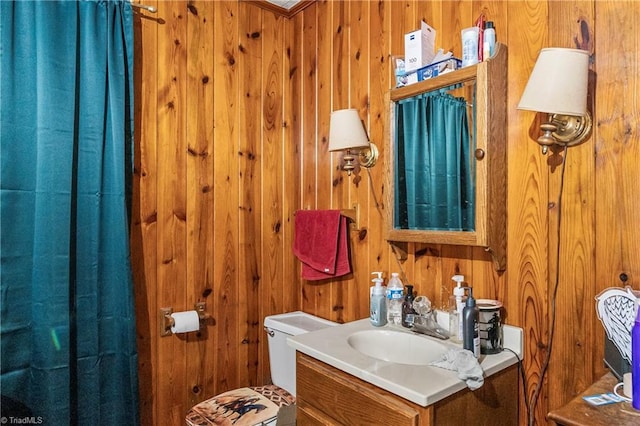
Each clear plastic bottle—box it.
[461,27,479,67]
[449,275,467,343]
[386,272,404,325]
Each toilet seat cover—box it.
[186,385,295,426]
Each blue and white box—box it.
[417,57,462,80]
[396,58,462,88]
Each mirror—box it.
[393,84,475,232]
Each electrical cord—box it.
[503,347,531,418]
[613,382,632,402]
[527,145,569,426]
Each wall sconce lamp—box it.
[328,109,378,175]
[517,48,592,154]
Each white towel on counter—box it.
[429,348,484,390]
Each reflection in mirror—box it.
[394,84,475,231]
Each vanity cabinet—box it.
[385,44,507,271]
[295,352,518,426]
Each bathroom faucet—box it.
[411,311,450,340]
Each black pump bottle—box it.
[462,287,480,357]
[401,285,416,328]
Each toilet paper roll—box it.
[170,310,200,333]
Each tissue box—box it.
[396,58,462,87]
[417,57,462,80]
[396,70,419,87]
[404,21,435,73]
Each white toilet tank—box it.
[263,311,336,396]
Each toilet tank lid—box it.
[264,311,337,336]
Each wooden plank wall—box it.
[131,1,640,424]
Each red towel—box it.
[293,210,351,280]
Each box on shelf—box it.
[396,57,462,88]
[419,57,462,79]
[404,21,436,73]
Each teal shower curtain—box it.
[0,1,139,424]
[394,89,475,231]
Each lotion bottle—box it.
[370,272,387,327]
[483,21,496,60]
[449,275,466,343]
[462,287,480,357]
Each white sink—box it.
[287,318,523,407]
[347,329,447,365]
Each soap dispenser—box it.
[370,272,387,327]
[462,287,480,357]
[449,275,466,343]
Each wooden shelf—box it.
[547,372,640,425]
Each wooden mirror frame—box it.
[384,44,508,271]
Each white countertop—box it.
[288,316,523,407]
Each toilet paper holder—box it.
[160,302,211,337]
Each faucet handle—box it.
[413,295,432,316]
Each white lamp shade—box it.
[328,109,370,151]
[517,48,589,116]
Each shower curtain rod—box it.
[130,1,157,13]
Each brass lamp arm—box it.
[537,112,592,154]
